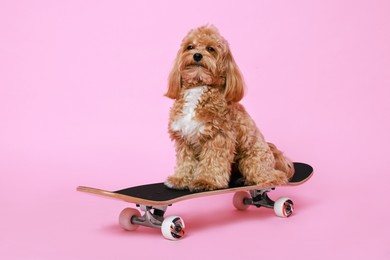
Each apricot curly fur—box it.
[165,25,294,191]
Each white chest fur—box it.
[171,86,206,140]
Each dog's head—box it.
[165,25,244,102]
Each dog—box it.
[164,25,294,191]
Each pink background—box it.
[1,0,389,259]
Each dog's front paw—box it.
[245,170,289,187]
[165,175,191,190]
[189,178,228,192]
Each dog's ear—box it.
[165,51,181,99]
[224,49,245,102]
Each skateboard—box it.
[77,162,313,240]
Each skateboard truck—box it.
[233,188,294,217]
[247,188,276,208]
[119,204,185,240]
[132,205,167,229]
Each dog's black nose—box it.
[193,53,203,62]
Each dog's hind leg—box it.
[267,142,294,180]
[238,141,289,187]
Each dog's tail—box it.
[268,142,295,180]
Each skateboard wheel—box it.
[161,216,185,241]
[233,191,250,210]
[274,198,294,218]
[119,208,141,231]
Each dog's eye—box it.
[186,45,194,50]
[207,46,215,52]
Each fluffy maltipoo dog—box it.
[164,25,294,191]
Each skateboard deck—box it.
[77,162,313,206]
[77,162,313,240]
